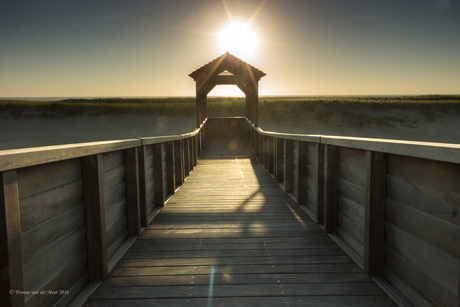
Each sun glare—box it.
[219,22,258,60]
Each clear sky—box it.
[1,0,459,97]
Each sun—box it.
[218,22,258,60]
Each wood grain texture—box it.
[125,148,140,236]
[174,140,182,187]
[137,146,148,227]
[297,141,307,206]
[315,143,324,224]
[285,139,293,192]
[153,143,165,208]
[82,154,107,281]
[276,138,284,183]
[0,170,24,307]
[84,138,397,307]
[324,145,338,233]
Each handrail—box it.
[250,119,460,164]
[0,118,208,172]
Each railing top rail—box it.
[0,139,141,172]
[0,119,208,172]
[250,120,460,164]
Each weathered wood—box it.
[297,141,307,205]
[153,144,165,207]
[276,137,284,183]
[364,151,386,276]
[137,146,149,227]
[82,154,107,281]
[21,203,84,264]
[17,158,81,200]
[338,160,366,187]
[386,173,460,226]
[183,139,189,177]
[0,139,141,172]
[385,221,458,296]
[324,145,338,233]
[0,170,24,307]
[23,228,86,292]
[102,151,125,172]
[84,136,397,307]
[125,148,141,237]
[268,136,275,174]
[19,180,83,232]
[165,142,175,196]
[285,139,293,192]
[174,141,182,187]
[315,143,324,224]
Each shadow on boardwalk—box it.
[83,138,397,307]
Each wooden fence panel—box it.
[384,154,460,307]
[17,158,87,307]
[336,147,366,261]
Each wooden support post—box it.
[324,145,338,233]
[195,136,199,163]
[125,148,141,236]
[190,138,195,169]
[154,144,165,207]
[174,140,182,187]
[1,170,25,307]
[137,146,148,227]
[82,154,107,281]
[268,137,274,174]
[166,142,175,196]
[285,139,293,192]
[297,141,307,205]
[363,151,386,276]
[184,139,190,177]
[276,138,284,183]
[315,143,325,224]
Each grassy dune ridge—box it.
[2,95,459,128]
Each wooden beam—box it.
[297,141,307,205]
[285,139,293,192]
[0,170,25,307]
[363,151,386,276]
[315,143,325,224]
[153,144,165,207]
[276,138,284,183]
[184,139,190,177]
[137,146,148,227]
[125,148,141,237]
[324,145,338,233]
[82,154,107,281]
[166,142,175,196]
[268,136,275,174]
[174,140,182,187]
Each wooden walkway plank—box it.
[84,142,397,307]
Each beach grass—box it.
[1,96,459,127]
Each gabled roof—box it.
[189,52,266,81]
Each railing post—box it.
[285,139,293,192]
[276,138,283,183]
[166,142,175,196]
[137,146,148,227]
[125,148,141,236]
[194,136,199,165]
[184,139,190,177]
[268,136,275,174]
[315,143,325,224]
[82,154,107,281]
[297,141,307,205]
[174,140,182,187]
[154,144,165,207]
[254,132,259,159]
[1,170,25,307]
[363,151,386,276]
[324,145,338,233]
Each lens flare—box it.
[219,22,258,60]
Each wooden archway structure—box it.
[189,52,266,127]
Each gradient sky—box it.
[1,0,459,97]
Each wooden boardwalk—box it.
[83,141,397,306]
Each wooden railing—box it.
[248,119,460,307]
[2,116,459,307]
[0,120,206,307]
